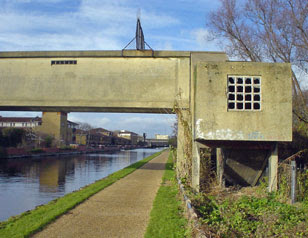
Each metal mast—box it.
[136,18,145,50]
[122,11,152,51]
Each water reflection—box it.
[0,148,162,221]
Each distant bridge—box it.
[145,139,169,148]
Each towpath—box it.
[33,150,169,238]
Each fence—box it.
[278,161,308,203]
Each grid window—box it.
[227,76,261,111]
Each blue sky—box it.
[0,0,222,137]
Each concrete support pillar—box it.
[192,142,200,191]
[176,119,185,178]
[216,148,225,188]
[38,112,68,146]
[176,110,190,180]
[268,143,278,192]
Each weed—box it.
[173,96,192,186]
[30,148,44,153]
[192,191,308,237]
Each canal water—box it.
[0,148,163,222]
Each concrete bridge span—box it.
[0,50,224,113]
[0,50,292,191]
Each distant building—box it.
[68,120,79,129]
[91,128,113,137]
[75,129,87,145]
[112,136,131,146]
[76,128,131,146]
[0,116,42,128]
[89,128,113,146]
[67,120,79,144]
[75,129,106,146]
[155,134,169,140]
[0,114,79,145]
[114,130,139,145]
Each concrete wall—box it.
[193,62,292,142]
[38,112,68,144]
[0,50,193,113]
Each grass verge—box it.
[0,150,163,238]
[145,150,190,238]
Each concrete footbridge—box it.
[0,49,292,190]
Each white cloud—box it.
[0,0,181,51]
[0,33,121,51]
[191,28,208,47]
[79,0,180,28]
[0,111,41,117]
[190,28,222,51]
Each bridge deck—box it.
[0,50,227,113]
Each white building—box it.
[0,116,42,128]
[155,134,169,140]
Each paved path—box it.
[33,150,169,238]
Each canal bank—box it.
[0,149,165,237]
[3,145,143,159]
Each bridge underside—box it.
[0,106,175,114]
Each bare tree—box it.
[78,122,93,146]
[208,0,308,122]
[78,122,92,131]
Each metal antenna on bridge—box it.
[122,10,153,51]
[136,15,145,50]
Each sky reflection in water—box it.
[0,148,163,221]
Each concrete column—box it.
[192,142,200,191]
[216,148,225,188]
[38,112,68,146]
[176,117,185,178]
[268,143,278,192]
[176,110,190,179]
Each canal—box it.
[0,148,163,222]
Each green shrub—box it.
[31,148,44,153]
[59,146,74,150]
[44,136,53,148]
[1,128,25,147]
[193,193,308,237]
[0,146,7,158]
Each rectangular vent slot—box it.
[51,60,77,65]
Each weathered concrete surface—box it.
[37,112,68,144]
[32,150,169,238]
[194,62,292,142]
[269,143,278,192]
[0,50,226,113]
